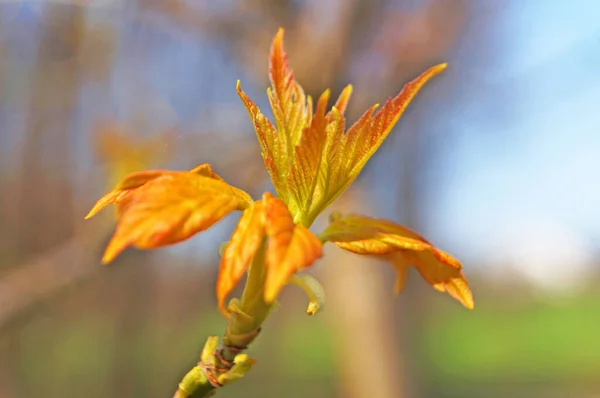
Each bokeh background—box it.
[1,1,599,397]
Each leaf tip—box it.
[275,27,285,43]
[100,251,116,265]
[426,63,448,79]
[101,234,129,264]
[85,197,111,219]
[461,289,475,310]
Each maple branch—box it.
[173,241,272,397]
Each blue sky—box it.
[424,0,600,277]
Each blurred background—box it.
[1,1,599,397]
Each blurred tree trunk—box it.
[6,4,84,397]
[321,190,403,398]
[15,4,83,261]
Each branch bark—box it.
[172,241,271,397]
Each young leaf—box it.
[268,28,311,156]
[86,164,226,219]
[85,170,170,219]
[263,193,323,303]
[217,201,267,316]
[236,81,288,200]
[287,89,330,221]
[320,213,473,309]
[100,172,252,263]
[387,251,473,310]
[287,84,356,226]
[320,213,432,254]
[309,64,447,220]
[237,28,316,211]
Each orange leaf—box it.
[320,213,432,254]
[237,28,314,211]
[308,64,447,221]
[217,201,266,316]
[287,89,331,220]
[85,170,173,219]
[236,80,288,200]
[268,28,310,152]
[321,213,473,309]
[287,84,355,225]
[189,163,225,181]
[330,84,353,116]
[85,164,225,219]
[263,193,323,302]
[388,251,474,309]
[237,29,445,227]
[101,171,252,263]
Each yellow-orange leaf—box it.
[268,28,310,153]
[189,163,225,181]
[330,84,353,115]
[238,28,317,211]
[287,85,356,225]
[237,28,447,227]
[101,172,252,263]
[321,213,473,309]
[217,201,266,316]
[308,64,447,221]
[388,251,474,310]
[287,89,331,221]
[320,213,432,254]
[85,164,225,219]
[85,170,173,219]
[263,193,323,302]
[236,80,288,200]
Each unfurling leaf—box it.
[85,170,171,219]
[189,163,225,180]
[237,81,288,200]
[236,28,312,206]
[307,64,447,222]
[86,164,225,219]
[319,212,432,254]
[287,87,351,225]
[263,193,322,303]
[287,89,330,221]
[92,168,252,263]
[237,28,444,227]
[268,28,311,159]
[387,251,473,309]
[320,213,473,309]
[217,202,266,316]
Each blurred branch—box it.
[138,0,382,94]
[0,219,111,328]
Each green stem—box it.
[173,240,273,398]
